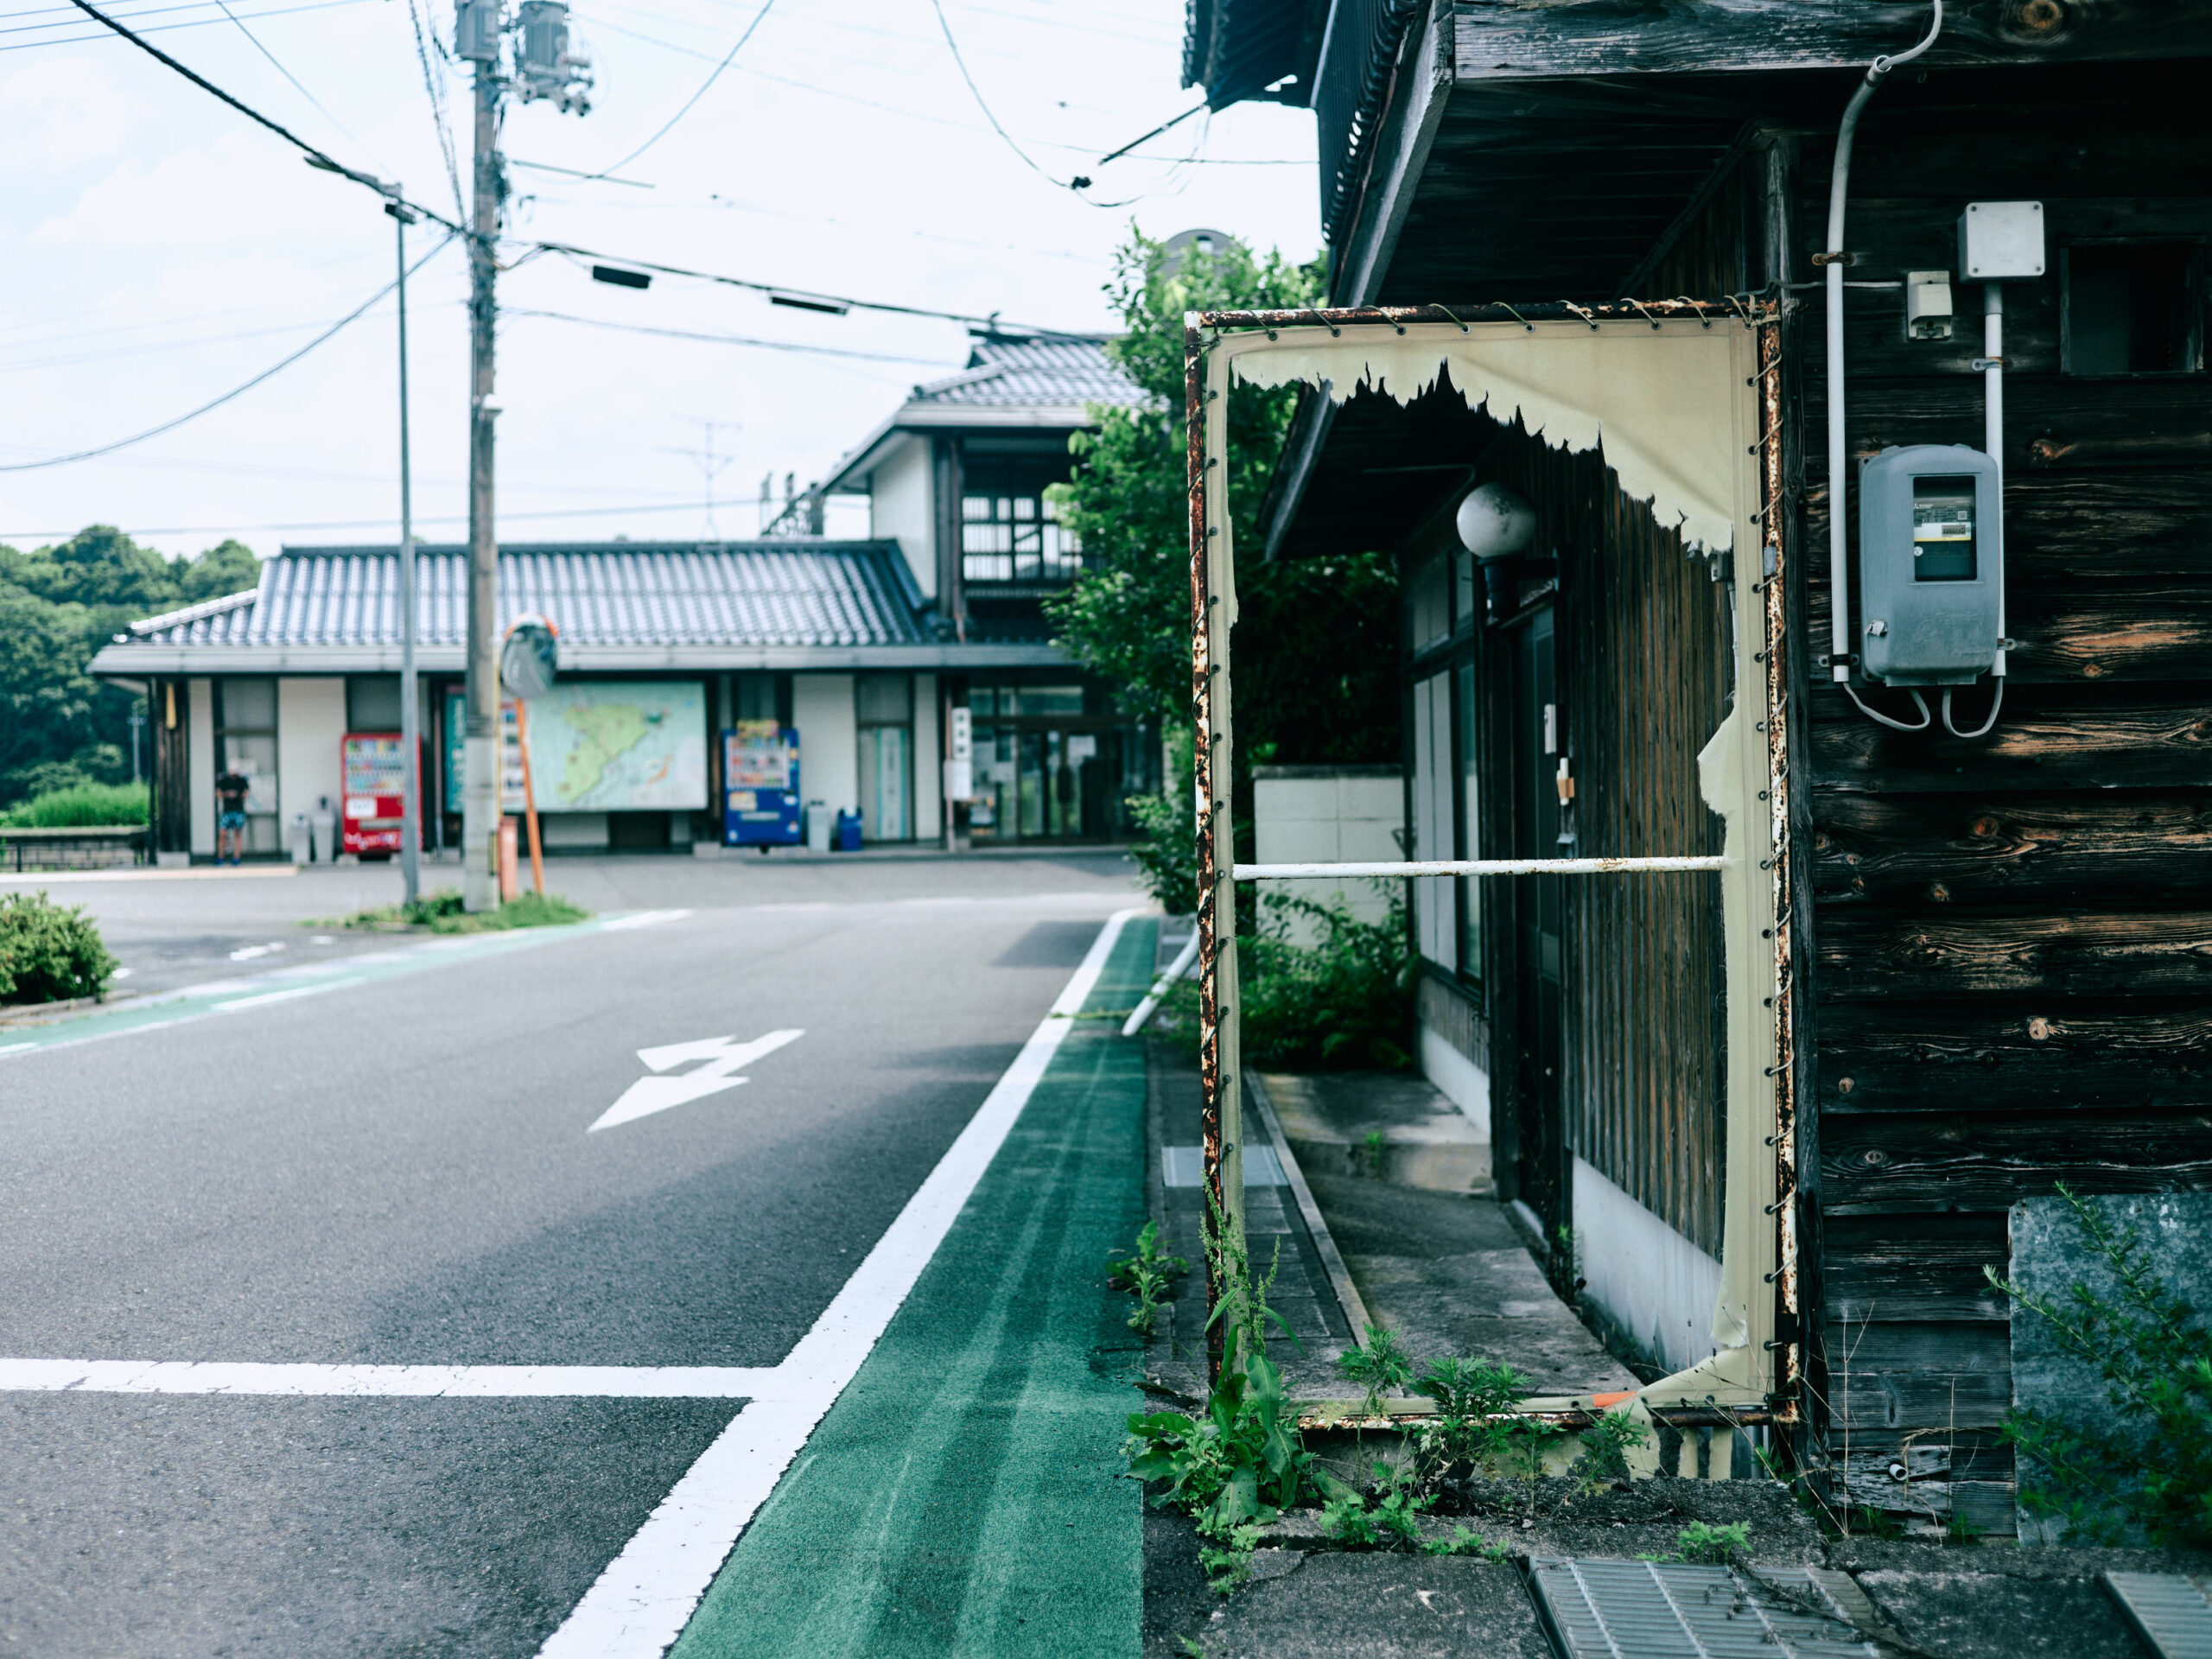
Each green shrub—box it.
[1,780,149,828]
[324,888,588,934]
[1988,1185,2212,1548]
[1123,729,1198,917]
[0,891,118,1002]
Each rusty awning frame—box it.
[1184,300,1800,1441]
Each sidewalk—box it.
[669,917,1157,1659]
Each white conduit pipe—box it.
[1826,2,1944,690]
[1234,858,1727,879]
[1121,926,1202,1037]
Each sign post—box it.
[499,615,559,898]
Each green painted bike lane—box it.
[671,916,1158,1659]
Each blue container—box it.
[833,809,862,852]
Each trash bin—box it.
[804,799,830,854]
[288,812,310,866]
[833,809,862,853]
[309,798,336,864]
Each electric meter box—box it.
[1858,444,2005,686]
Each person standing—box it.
[215,768,250,865]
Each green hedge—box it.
[1,780,149,828]
[0,891,117,1003]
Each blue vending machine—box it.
[723,721,804,849]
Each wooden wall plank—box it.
[1826,1319,2012,1429]
[1820,999,2212,1113]
[1815,908,2212,998]
[1808,683,2212,791]
[1822,1212,2012,1322]
[1822,1111,2212,1211]
[1812,791,2212,904]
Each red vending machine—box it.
[340,732,409,856]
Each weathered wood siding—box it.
[1794,87,2212,1530]
[1482,431,1735,1258]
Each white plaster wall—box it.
[1573,1156,1724,1376]
[276,677,346,828]
[792,674,858,819]
[1419,1023,1491,1144]
[1253,769,1403,938]
[868,436,934,598]
[188,678,214,855]
[912,673,941,841]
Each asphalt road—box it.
[0,855,1146,1656]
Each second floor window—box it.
[962,490,1081,584]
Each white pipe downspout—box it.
[1984,282,2008,677]
[1824,1,1944,685]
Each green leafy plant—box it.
[1570,1408,1651,1486]
[1409,1357,1527,1480]
[1424,1524,1511,1562]
[1123,727,1198,918]
[1986,1185,2212,1548]
[1196,1519,1264,1593]
[1107,1220,1189,1339]
[324,888,589,935]
[1123,1191,1310,1548]
[1321,1459,1430,1549]
[1359,1130,1386,1177]
[1338,1323,1415,1419]
[0,889,117,1003]
[1645,1521,1751,1566]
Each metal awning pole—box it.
[1235,857,1726,880]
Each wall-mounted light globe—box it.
[1455,481,1536,560]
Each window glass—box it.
[855,673,912,724]
[960,490,1081,584]
[2066,244,2201,374]
[1017,686,1085,715]
[214,677,280,844]
[1410,557,1450,649]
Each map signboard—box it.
[445,683,707,813]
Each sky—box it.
[0,0,1320,563]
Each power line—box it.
[208,0,360,144]
[401,0,464,218]
[0,232,456,472]
[505,309,960,367]
[60,0,461,231]
[0,0,371,49]
[925,0,1065,187]
[583,0,775,179]
[0,499,775,540]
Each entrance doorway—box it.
[1509,607,1568,1236]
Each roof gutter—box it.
[89,642,1072,677]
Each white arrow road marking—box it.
[590,1030,804,1133]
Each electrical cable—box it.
[0,0,371,48]
[582,0,776,179]
[524,238,1090,335]
[402,0,465,218]
[1843,685,1932,733]
[1941,680,2003,739]
[209,0,363,144]
[0,232,456,472]
[61,0,461,232]
[923,0,1130,202]
[505,310,959,367]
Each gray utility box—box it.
[1858,444,2004,686]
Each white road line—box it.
[214,979,365,1012]
[0,1041,35,1056]
[0,1360,778,1397]
[601,909,693,931]
[536,905,1147,1659]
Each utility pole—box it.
[388,193,423,908]
[452,0,591,910]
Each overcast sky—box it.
[0,0,1319,562]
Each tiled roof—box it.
[126,541,929,650]
[907,336,1147,411]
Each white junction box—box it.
[1958,200,2045,281]
[1905,270,1955,339]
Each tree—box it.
[1047,230,1401,766]
[0,526,263,803]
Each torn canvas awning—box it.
[1219,319,1754,555]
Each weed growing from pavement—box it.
[1321,1458,1429,1549]
[1358,1130,1386,1177]
[1568,1408,1650,1486]
[1986,1184,2212,1548]
[1424,1524,1510,1562]
[315,888,589,935]
[1338,1324,1414,1420]
[1643,1520,1751,1566]
[1107,1220,1187,1340]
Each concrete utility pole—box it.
[389,194,423,909]
[453,0,591,910]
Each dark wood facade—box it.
[1248,5,2212,1528]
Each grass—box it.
[311,887,589,934]
[1,781,149,829]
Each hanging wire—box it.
[1844,684,1932,733]
[402,0,464,219]
[581,0,777,180]
[0,232,457,471]
[209,0,363,143]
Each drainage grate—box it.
[1529,1560,1885,1659]
[2102,1573,2212,1659]
[1162,1145,1285,1187]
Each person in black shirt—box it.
[216,770,250,864]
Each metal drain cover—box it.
[1529,1559,1885,1659]
[2102,1572,2212,1659]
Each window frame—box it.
[2059,238,2208,378]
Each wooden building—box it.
[1188,2,2212,1526]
